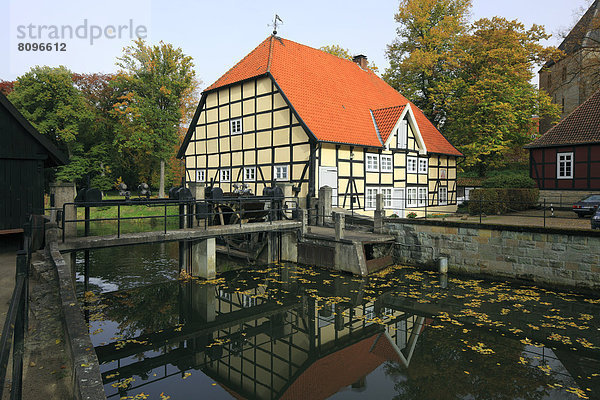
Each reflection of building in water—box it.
[97,271,424,400]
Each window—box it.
[418,158,428,174]
[244,167,255,182]
[381,155,393,172]
[230,118,242,134]
[407,187,418,207]
[440,168,447,180]
[274,165,289,181]
[418,187,428,207]
[407,156,417,173]
[439,187,448,205]
[381,187,393,208]
[557,152,573,179]
[220,168,231,182]
[397,120,408,149]
[562,66,567,82]
[196,169,205,182]
[365,187,378,210]
[366,154,379,172]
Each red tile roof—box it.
[372,105,406,144]
[204,36,462,156]
[280,332,401,400]
[526,88,600,148]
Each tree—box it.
[442,18,560,174]
[320,44,379,73]
[383,0,472,126]
[8,66,90,157]
[0,80,14,95]
[111,39,199,197]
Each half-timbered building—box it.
[178,36,462,217]
[526,88,600,200]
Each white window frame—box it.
[418,158,428,174]
[366,154,379,172]
[230,118,242,135]
[397,120,408,149]
[274,165,289,181]
[557,152,573,179]
[407,187,418,208]
[196,169,206,182]
[365,187,378,210]
[418,187,428,207]
[439,186,448,206]
[381,187,393,209]
[407,156,417,173]
[244,166,256,182]
[380,155,393,173]
[220,168,231,182]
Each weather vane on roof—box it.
[269,14,283,36]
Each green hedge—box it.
[482,173,536,189]
[468,188,539,215]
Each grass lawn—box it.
[75,195,184,236]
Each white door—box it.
[392,188,405,218]
[319,167,338,206]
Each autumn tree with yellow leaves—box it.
[384,0,561,175]
[111,39,199,196]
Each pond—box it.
[74,244,600,400]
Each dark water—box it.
[75,244,600,400]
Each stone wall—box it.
[386,219,600,290]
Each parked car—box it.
[572,194,600,218]
[592,208,600,230]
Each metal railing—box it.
[0,222,31,400]
[57,196,301,242]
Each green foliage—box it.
[468,188,539,214]
[111,39,199,195]
[385,1,561,173]
[407,212,418,219]
[442,18,561,174]
[8,66,91,155]
[482,172,536,188]
[384,0,472,125]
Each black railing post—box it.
[62,204,66,243]
[13,251,27,400]
[479,197,482,224]
[84,206,90,237]
[164,203,168,234]
[543,199,546,228]
[117,204,121,238]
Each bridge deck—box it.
[59,220,302,251]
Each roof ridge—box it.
[266,35,275,72]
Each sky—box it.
[0,0,593,90]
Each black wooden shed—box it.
[0,93,68,232]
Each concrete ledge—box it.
[59,220,302,251]
[45,224,105,400]
[385,217,600,238]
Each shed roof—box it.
[525,88,600,148]
[0,92,68,166]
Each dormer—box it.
[371,104,427,155]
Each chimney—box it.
[352,54,368,69]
